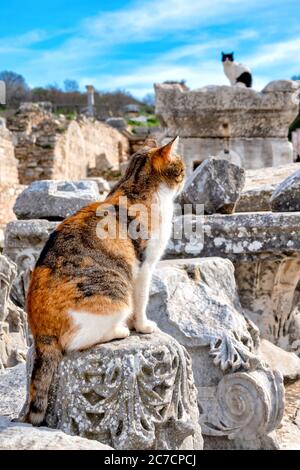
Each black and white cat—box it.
[222,52,252,88]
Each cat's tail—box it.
[26,335,62,426]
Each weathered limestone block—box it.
[0,363,27,418]
[259,339,300,383]
[276,380,300,450]
[13,180,100,221]
[147,258,285,449]
[155,81,299,174]
[292,128,300,161]
[166,213,300,354]
[155,81,299,138]
[85,177,110,195]
[4,220,57,307]
[0,120,23,229]
[168,213,300,258]
[236,186,273,212]
[0,121,18,185]
[236,162,300,212]
[0,184,26,230]
[0,362,115,450]
[38,333,203,450]
[182,158,245,214]
[0,255,28,369]
[234,254,300,355]
[271,169,300,212]
[106,117,127,131]
[0,417,113,450]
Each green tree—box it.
[64,79,80,92]
[0,70,30,108]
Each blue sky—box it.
[0,0,299,98]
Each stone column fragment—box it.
[41,332,203,450]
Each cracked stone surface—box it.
[166,213,300,354]
[21,332,203,451]
[0,416,113,450]
[236,163,300,212]
[0,363,26,418]
[271,168,300,212]
[147,258,285,449]
[0,255,28,369]
[182,158,245,214]
[13,180,100,221]
[276,380,300,450]
[155,81,299,174]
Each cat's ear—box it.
[157,137,179,162]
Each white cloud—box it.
[83,0,243,43]
[21,0,251,72]
[76,27,269,97]
[247,37,300,68]
[0,0,298,95]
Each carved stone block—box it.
[155,81,299,138]
[0,254,28,369]
[155,81,299,174]
[4,220,57,307]
[147,258,285,449]
[166,213,300,356]
[33,332,203,450]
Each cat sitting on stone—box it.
[222,52,252,88]
[24,137,185,426]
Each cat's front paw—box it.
[135,319,158,334]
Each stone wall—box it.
[6,104,129,185]
[155,80,300,175]
[80,119,129,171]
[0,119,18,185]
[0,119,24,231]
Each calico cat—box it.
[25,137,185,425]
[222,52,252,88]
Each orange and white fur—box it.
[25,137,185,425]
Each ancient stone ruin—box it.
[0,118,24,235]
[0,102,134,244]
[1,177,293,449]
[155,80,299,175]
[1,80,300,450]
[0,254,28,369]
[148,258,285,449]
[6,103,129,184]
[20,332,203,450]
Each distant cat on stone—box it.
[24,137,185,425]
[222,52,252,88]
